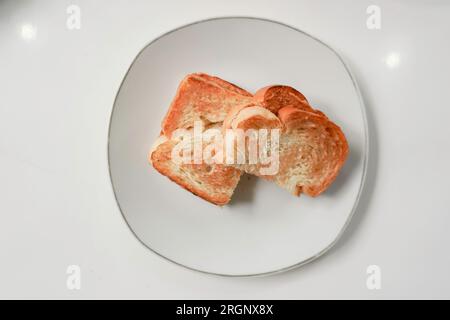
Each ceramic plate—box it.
[108,17,368,276]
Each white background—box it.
[0,0,449,299]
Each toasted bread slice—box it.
[150,125,241,206]
[150,74,251,205]
[224,105,348,197]
[161,73,253,137]
[254,85,327,118]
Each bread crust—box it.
[161,73,253,137]
[150,137,241,206]
[278,106,348,196]
[224,103,348,197]
[230,105,281,130]
[151,75,348,204]
[196,73,252,96]
[253,85,309,113]
[254,85,327,118]
[151,74,250,205]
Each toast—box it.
[150,74,252,205]
[161,73,254,137]
[254,85,327,118]
[150,124,242,206]
[223,104,348,197]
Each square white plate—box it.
[108,17,368,276]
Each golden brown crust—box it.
[278,106,348,196]
[195,73,252,97]
[161,73,253,137]
[278,105,324,124]
[150,138,242,206]
[224,105,281,130]
[254,85,327,119]
[152,75,348,204]
[151,74,251,205]
[253,85,310,113]
[226,104,348,197]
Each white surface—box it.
[109,17,366,276]
[0,0,449,299]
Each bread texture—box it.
[161,73,253,137]
[150,74,349,204]
[223,104,348,197]
[254,85,327,118]
[150,74,252,205]
[150,125,242,206]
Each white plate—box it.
[108,17,368,276]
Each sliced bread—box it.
[150,74,252,205]
[161,73,254,137]
[150,124,242,206]
[223,104,348,197]
[254,85,327,118]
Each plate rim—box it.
[107,16,370,277]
